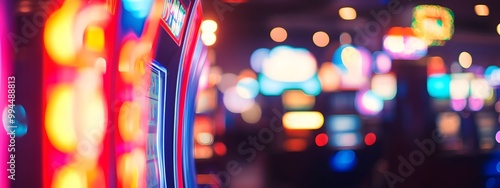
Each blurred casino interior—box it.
[3,0,500,187]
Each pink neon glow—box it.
[0,0,9,186]
[450,99,466,111]
[374,52,392,74]
[468,97,484,111]
[495,131,500,143]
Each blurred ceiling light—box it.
[282,90,315,110]
[339,7,356,20]
[475,4,489,16]
[339,32,352,45]
[270,27,287,42]
[283,111,324,130]
[201,20,218,33]
[241,103,262,124]
[201,32,217,46]
[458,51,472,69]
[313,31,330,47]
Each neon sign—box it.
[162,0,188,45]
[412,5,454,46]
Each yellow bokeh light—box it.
[282,90,315,110]
[194,145,213,159]
[44,1,81,65]
[318,62,341,92]
[86,166,106,187]
[45,85,77,153]
[118,102,142,142]
[339,7,356,20]
[117,150,146,187]
[458,51,472,68]
[313,31,330,47]
[474,4,489,16]
[497,23,500,35]
[438,112,460,136]
[85,26,105,52]
[270,27,287,42]
[201,20,218,33]
[283,111,324,130]
[52,165,86,188]
[117,153,135,187]
[201,32,217,46]
[241,103,262,124]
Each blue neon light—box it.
[330,150,357,172]
[427,74,451,99]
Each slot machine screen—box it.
[146,62,167,188]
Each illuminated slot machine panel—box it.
[40,0,205,187]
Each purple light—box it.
[468,97,484,111]
[495,131,500,143]
[355,90,384,116]
[450,99,466,111]
[373,51,392,74]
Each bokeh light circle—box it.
[223,87,255,113]
[330,150,357,172]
